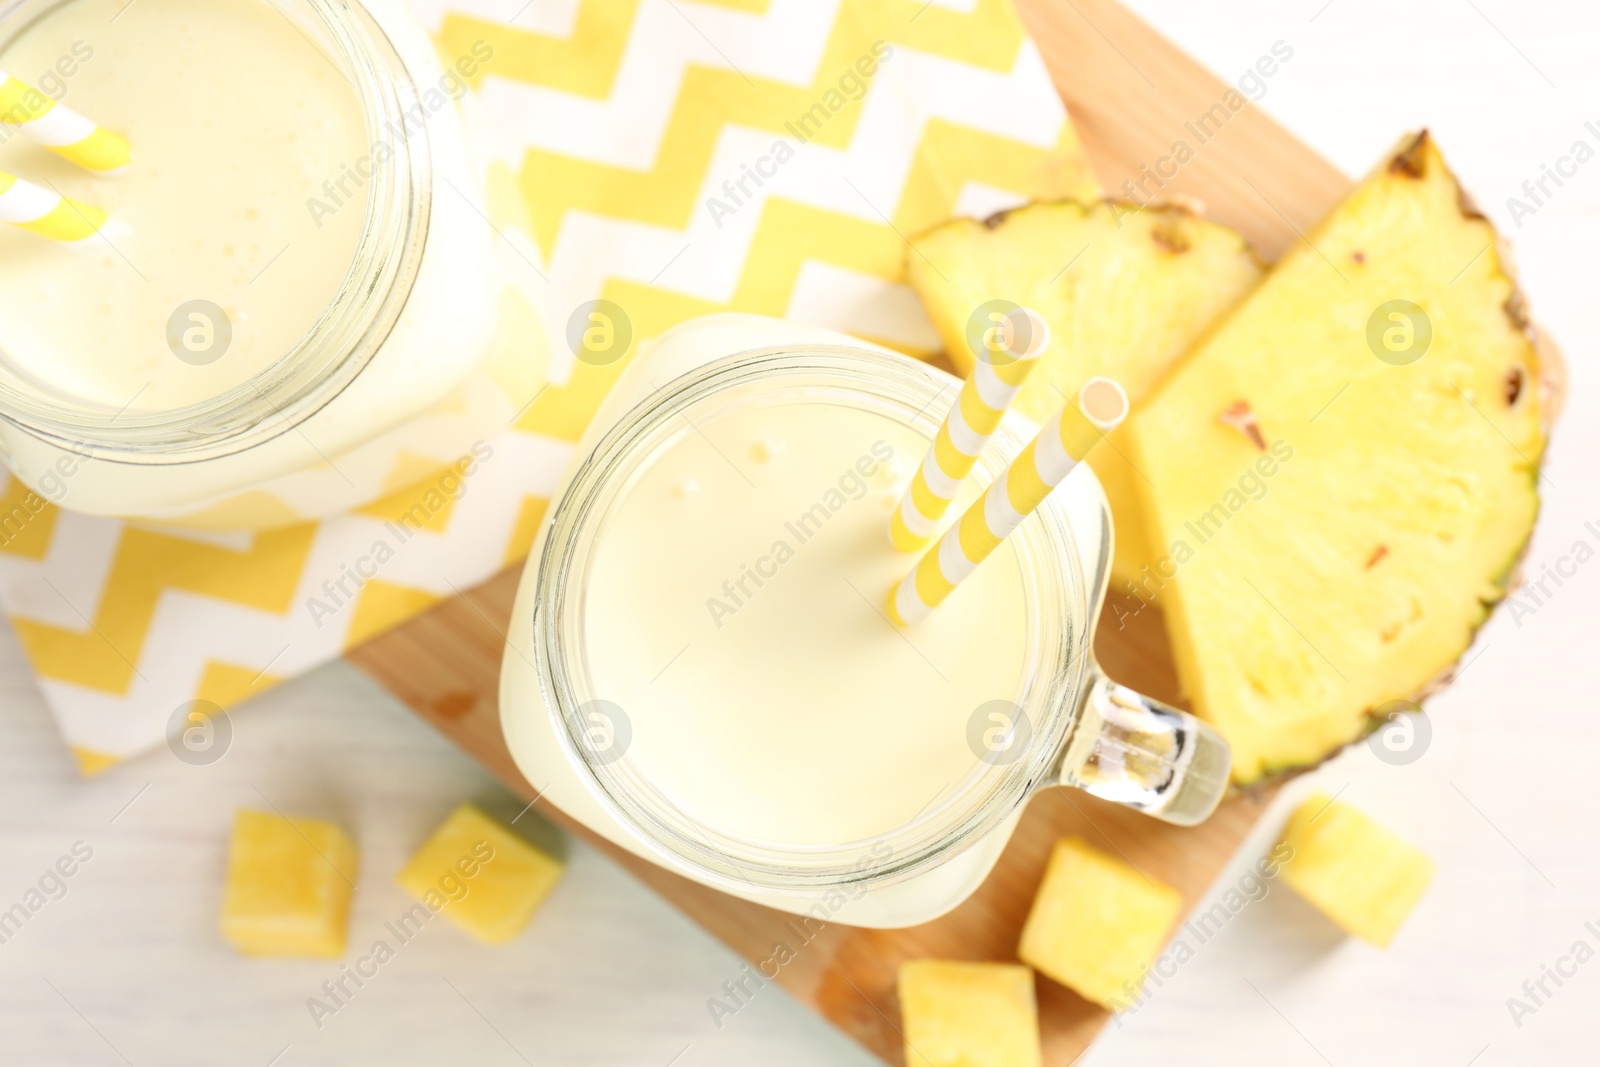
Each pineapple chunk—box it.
[898,960,1041,1067]
[1129,132,1548,782]
[395,803,563,945]
[905,200,1262,584]
[1278,794,1434,946]
[220,808,358,958]
[1017,837,1181,1009]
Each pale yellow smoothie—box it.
[583,400,1030,848]
[0,0,366,411]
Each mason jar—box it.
[0,0,540,528]
[500,314,1230,928]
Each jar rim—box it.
[0,0,431,463]
[531,345,1096,896]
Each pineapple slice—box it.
[219,808,358,958]
[1017,837,1181,1010]
[905,200,1263,584]
[1129,132,1548,782]
[395,803,564,945]
[898,960,1041,1067]
[1277,794,1434,946]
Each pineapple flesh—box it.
[898,959,1042,1067]
[1278,794,1434,947]
[395,803,564,945]
[1017,837,1182,1010]
[1128,132,1547,782]
[219,808,358,958]
[905,200,1263,585]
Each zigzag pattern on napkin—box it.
[0,0,1095,771]
[451,0,1086,347]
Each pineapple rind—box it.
[1277,794,1435,947]
[905,200,1263,586]
[898,959,1042,1067]
[1131,132,1546,783]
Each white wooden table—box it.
[2,1,1596,1064]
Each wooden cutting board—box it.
[350,1,1352,1061]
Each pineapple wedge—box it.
[898,960,1041,1067]
[1017,837,1181,1010]
[1129,132,1548,782]
[906,200,1263,584]
[219,809,358,958]
[1277,794,1434,946]
[395,803,563,945]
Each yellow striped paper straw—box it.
[889,306,1050,552]
[888,377,1129,628]
[0,169,106,241]
[0,69,130,172]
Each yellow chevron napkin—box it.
[0,0,1096,774]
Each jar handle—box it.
[1052,665,1232,826]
